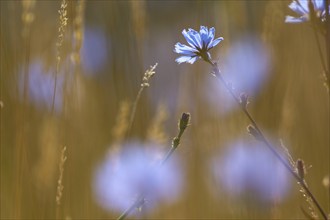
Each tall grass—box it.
[0,0,329,219]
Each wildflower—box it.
[210,141,290,202]
[18,60,65,113]
[285,0,329,23]
[174,26,223,64]
[93,141,184,215]
[81,27,108,74]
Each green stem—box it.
[116,114,189,220]
[209,61,328,220]
[126,87,144,137]
[117,195,145,220]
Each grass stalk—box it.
[126,63,158,135]
[52,0,68,114]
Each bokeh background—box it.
[1,0,329,219]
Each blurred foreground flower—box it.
[174,26,223,64]
[18,60,64,112]
[210,141,291,202]
[285,0,329,23]
[81,27,109,75]
[93,141,184,215]
[203,36,271,115]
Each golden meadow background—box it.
[1,0,329,219]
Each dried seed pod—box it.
[296,159,306,180]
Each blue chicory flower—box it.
[285,0,329,23]
[93,141,184,215]
[210,140,291,202]
[18,59,64,113]
[174,26,224,64]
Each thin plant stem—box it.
[52,0,68,114]
[325,0,330,90]
[51,63,59,114]
[311,24,329,86]
[308,0,329,90]
[117,113,190,220]
[160,130,184,166]
[207,60,328,220]
[127,87,144,135]
[126,63,157,136]
[117,195,145,220]
[117,65,158,219]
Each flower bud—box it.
[296,159,306,180]
[179,112,190,131]
[247,125,262,141]
[239,93,249,109]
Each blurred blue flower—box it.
[93,141,184,215]
[203,36,271,115]
[210,141,291,202]
[174,26,223,64]
[18,60,64,113]
[81,27,109,75]
[285,0,329,23]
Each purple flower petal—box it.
[207,37,224,50]
[186,56,199,64]
[285,0,329,23]
[175,55,197,64]
[182,29,198,48]
[174,42,198,55]
[289,1,308,15]
[285,15,307,23]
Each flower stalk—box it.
[208,59,328,220]
[311,13,329,90]
[116,113,190,220]
[285,0,330,91]
[174,25,328,219]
